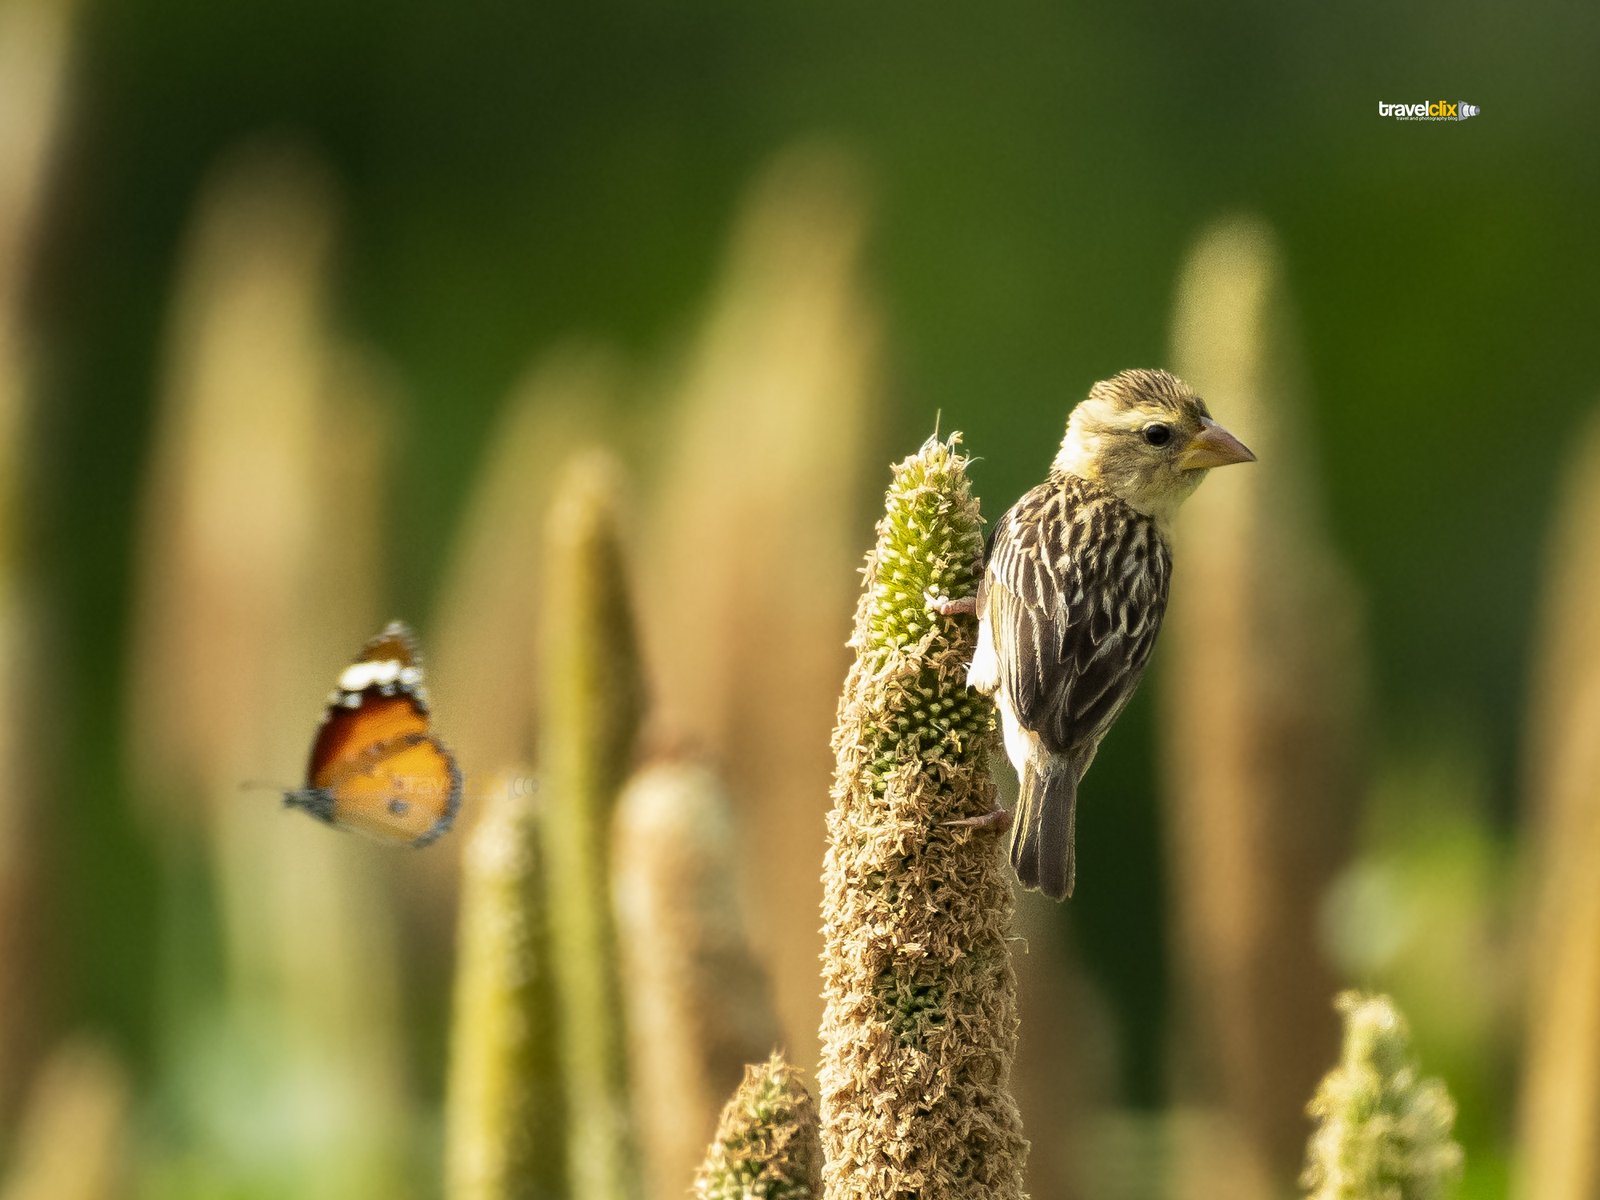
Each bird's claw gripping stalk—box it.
[928,593,978,618]
[943,806,1012,832]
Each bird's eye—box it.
[1143,423,1172,447]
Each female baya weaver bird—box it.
[938,369,1255,899]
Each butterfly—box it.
[283,620,462,846]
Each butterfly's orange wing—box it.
[315,731,461,846]
[308,693,430,786]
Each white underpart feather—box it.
[970,614,1035,775]
[967,613,1001,694]
[996,692,1039,776]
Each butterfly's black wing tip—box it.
[408,742,463,849]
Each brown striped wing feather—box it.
[982,475,1171,760]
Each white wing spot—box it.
[338,659,405,692]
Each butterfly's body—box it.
[284,621,461,847]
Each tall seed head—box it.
[444,772,563,1200]
[540,452,647,1200]
[612,759,783,1200]
[819,434,1027,1200]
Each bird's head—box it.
[1053,368,1255,529]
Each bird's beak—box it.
[1176,418,1256,470]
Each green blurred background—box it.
[11,0,1600,1196]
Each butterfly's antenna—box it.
[239,779,297,795]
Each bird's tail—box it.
[1011,758,1078,900]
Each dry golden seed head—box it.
[819,434,1026,1199]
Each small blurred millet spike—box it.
[444,771,563,1200]
[818,434,1026,1200]
[612,759,783,1200]
[0,0,80,1119]
[1163,213,1359,1191]
[0,1037,131,1200]
[642,145,880,1085]
[540,452,648,1200]
[1515,403,1600,1200]
[1301,992,1462,1200]
[693,1053,822,1200]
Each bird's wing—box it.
[982,481,1170,757]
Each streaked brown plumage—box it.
[967,369,1255,899]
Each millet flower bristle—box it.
[849,435,994,792]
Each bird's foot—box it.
[944,806,1012,832]
[927,592,977,618]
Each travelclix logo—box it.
[1379,100,1480,121]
